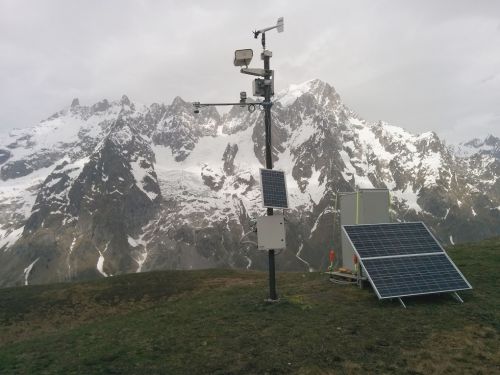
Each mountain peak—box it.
[121,95,131,106]
[276,79,340,107]
[484,134,500,146]
[171,96,186,106]
[456,134,500,158]
[463,134,500,149]
[71,98,80,107]
[91,99,111,113]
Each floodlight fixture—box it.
[234,49,253,67]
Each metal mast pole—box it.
[194,17,283,302]
[262,34,278,301]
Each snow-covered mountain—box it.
[457,135,500,159]
[0,79,498,286]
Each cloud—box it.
[0,0,499,144]
[443,112,500,144]
[480,74,498,84]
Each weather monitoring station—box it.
[193,17,285,301]
[193,17,472,308]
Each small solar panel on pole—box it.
[259,169,289,209]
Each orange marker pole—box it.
[328,250,335,272]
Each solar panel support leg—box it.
[452,292,464,303]
[357,264,363,289]
[398,298,407,308]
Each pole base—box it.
[264,298,280,303]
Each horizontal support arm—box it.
[193,101,264,108]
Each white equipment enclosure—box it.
[339,189,390,270]
[257,215,286,250]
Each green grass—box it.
[0,238,499,374]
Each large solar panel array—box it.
[259,169,289,209]
[343,222,472,299]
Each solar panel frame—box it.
[419,222,473,292]
[259,168,289,209]
[361,254,472,299]
[343,222,443,258]
[342,222,472,300]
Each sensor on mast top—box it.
[253,17,284,38]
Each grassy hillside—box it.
[0,238,499,374]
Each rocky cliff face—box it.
[0,79,498,286]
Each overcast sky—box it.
[1,0,499,143]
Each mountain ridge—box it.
[0,79,498,286]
